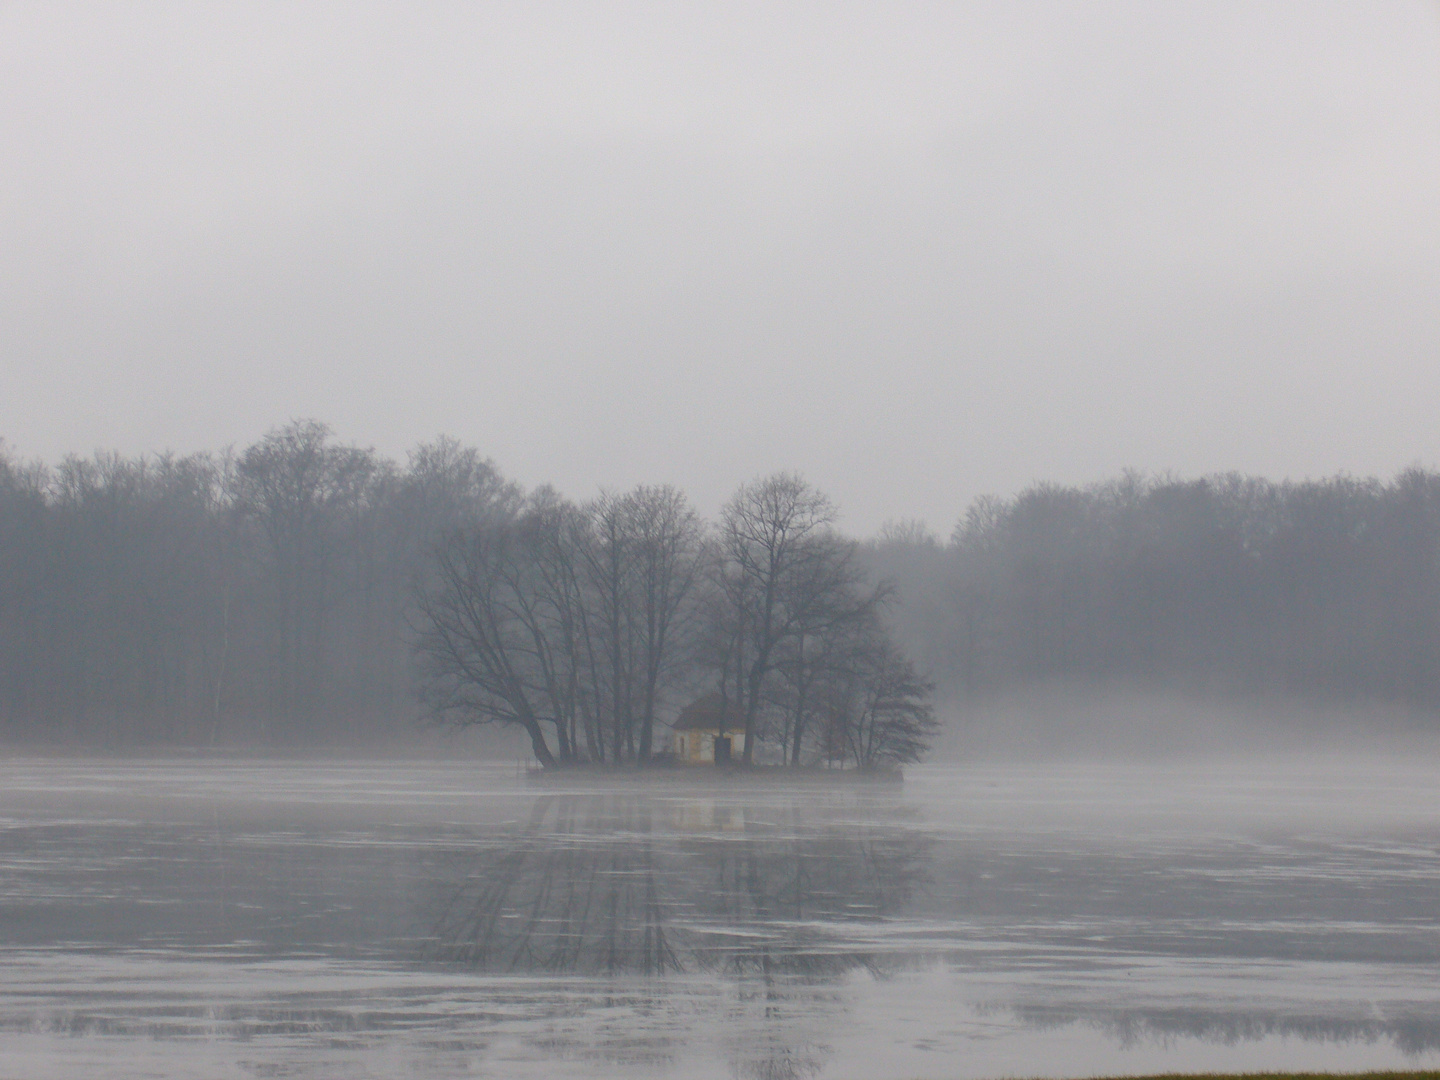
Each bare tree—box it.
[412,490,600,767]
[718,474,839,764]
[770,537,888,765]
[620,486,704,762]
[822,626,937,770]
[412,510,559,766]
[573,491,639,762]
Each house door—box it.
[713,735,731,764]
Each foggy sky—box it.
[3,2,1439,534]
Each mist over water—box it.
[1,756,1438,1078]
[934,685,1440,761]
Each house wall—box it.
[672,729,746,764]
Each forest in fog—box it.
[3,419,1440,750]
[875,470,1440,719]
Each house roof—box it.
[671,692,744,731]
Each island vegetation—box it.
[412,463,934,769]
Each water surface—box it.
[1,757,1438,1078]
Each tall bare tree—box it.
[624,486,704,762]
[718,474,838,764]
[413,510,558,765]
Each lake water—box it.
[1,756,1438,1079]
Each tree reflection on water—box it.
[426,792,932,1078]
[428,792,932,979]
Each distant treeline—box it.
[870,470,1440,715]
[3,421,1439,748]
[0,421,510,745]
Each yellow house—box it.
[671,693,746,764]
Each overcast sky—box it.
[3,2,1439,534]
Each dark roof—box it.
[671,692,744,731]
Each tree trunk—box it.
[523,716,557,767]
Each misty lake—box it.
[1,757,1438,1079]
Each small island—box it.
[414,474,937,776]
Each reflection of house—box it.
[670,799,746,832]
[671,692,746,764]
